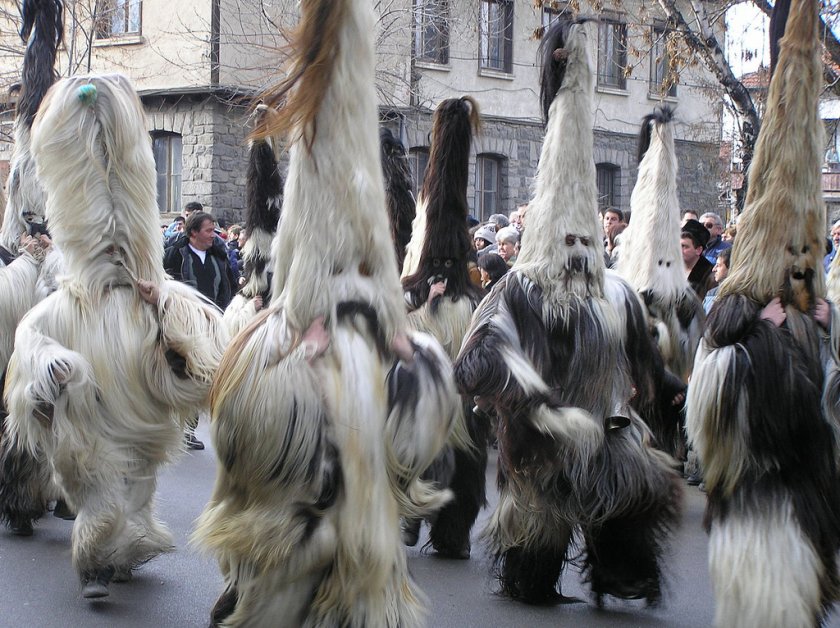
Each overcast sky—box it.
[727,3,770,77]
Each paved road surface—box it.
[1,422,837,627]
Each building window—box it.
[414,0,449,64]
[479,0,513,73]
[475,154,504,221]
[409,147,430,193]
[596,163,620,211]
[152,132,182,213]
[541,2,572,30]
[650,25,678,98]
[96,0,142,39]
[597,16,627,90]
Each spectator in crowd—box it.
[510,204,528,233]
[722,225,737,243]
[681,219,715,299]
[703,247,731,314]
[477,252,509,290]
[164,201,204,246]
[602,207,623,241]
[699,212,732,265]
[473,223,498,257]
[489,213,509,231]
[824,220,840,272]
[605,222,626,268]
[496,226,519,265]
[226,224,243,279]
[682,210,699,223]
[163,211,237,450]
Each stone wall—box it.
[396,107,723,221]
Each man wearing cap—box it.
[681,219,715,299]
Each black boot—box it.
[53,499,76,520]
[81,566,115,599]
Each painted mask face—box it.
[784,239,817,312]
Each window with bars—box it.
[96,0,142,38]
[650,25,678,98]
[414,0,449,64]
[541,2,573,30]
[597,17,627,90]
[479,0,513,73]
[152,132,182,214]
[596,163,620,212]
[475,154,504,221]
[409,147,430,194]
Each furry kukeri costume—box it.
[399,96,490,559]
[615,107,704,458]
[686,1,840,625]
[222,104,284,337]
[193,0,460,625]
[380,127,416,271]
[0,0,66,537]
[4,74,227,598]
[453,18,682,606]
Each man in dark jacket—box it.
[164,211,237,310]
[163,210,236,450]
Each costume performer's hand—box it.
[20,234,38,255]
[37,234,53,251]
[137,279,161,305]
[428,280,446,303]
[253,295,264,312]
[814,298,831,330]
[301,316,330,363]
[391,332,415,365]
[760,297,786,327]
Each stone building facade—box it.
[0,0,724,226]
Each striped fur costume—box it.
[193,0,460,625]
[399,96,490,560]
[687,1,840,625]
[453,18,682,606]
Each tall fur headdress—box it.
[617,106,685,303]
[380,127,415,271]
[515,17,604,298]
[0,0,63,253]
[401,97,483,304]
[720,0,825,311]
[252,0,407,341]
[240,104,283,302]
[30,75,165,291]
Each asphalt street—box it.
[1,422,837,627]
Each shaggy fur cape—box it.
[5,74,226,591]
[453,18,682,606]
[193,1,460,626]
[222,105,284,337]
[687,1,840,625]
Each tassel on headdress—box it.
[402,97,483,305]
[240,104,283,302]
[721,0,824,312]
[617,106,685,304]
[515,17,604,300]
[380,127,415,271]
[0,0,63,253]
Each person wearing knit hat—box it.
[194,0,460,624]
[400,96,490,560]
[686,0,840,625]
[616,106,704,460]
[473,223,498,256]
[454,16,681,607]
